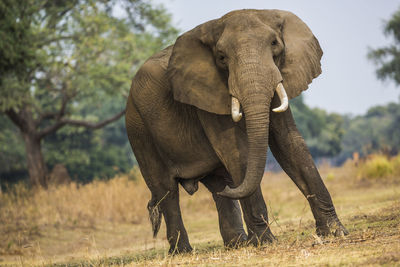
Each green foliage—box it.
[358,6,400,164]
[0,115,27,178]
[43,101,135,182]
[368,7,400,85]
[0,0,178,183]
[290,96,344,158]
[289,97,400,166]
[338,101,400,164]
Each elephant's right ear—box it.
[276,10,323,99]
[167,21,231,115]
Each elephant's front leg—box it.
[197,110,275,246]
[240,187,276,245]
[201,170,247,247]
[269,96,348,237]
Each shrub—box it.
[391,154,400,176]
[357,154,393,179]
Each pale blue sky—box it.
[153,0,400,115]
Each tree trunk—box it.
[22,133,48,188]
[6,105,125,189]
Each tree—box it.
[0,115,27,181]
[368,7,400,85]
[42,100,137,183]
[335,102,400,164]
[0,0,178,188]
[366,6,400,157]
[290,96,344,158]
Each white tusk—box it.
[272,82,289,113]
[231,97,242,122]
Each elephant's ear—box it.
[167,21,231,115]
[276,10,323,99]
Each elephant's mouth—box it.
[230,82,289,122]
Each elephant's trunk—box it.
[219,95,271,199]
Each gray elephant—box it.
[125,9,348,253]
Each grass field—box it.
[1,160,399,266]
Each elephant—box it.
[125,9,348,253]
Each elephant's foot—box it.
[248,227,276,246]
[168,241,193,255]
[316,217,348,237]
[166,228,193,255]
[224,232,248,248]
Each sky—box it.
[153,0,400,115]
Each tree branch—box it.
[5,109,27,132]
[37,108,125,140]
[63,109,126,129]
[58,89,72,118]
[37,120,67,140]
[36,83,76,125]
[38,111,59,121]
[38,95,68,121]
[38,35,76,47]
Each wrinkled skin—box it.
[125,9,348,254]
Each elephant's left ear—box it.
[167,21,231,115]
[272,10,323,99]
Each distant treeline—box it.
[291,96,400,165]
[1,95,399,183]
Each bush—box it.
[357,154,393,179]
[392,154,400,176]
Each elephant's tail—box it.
[147,197,162,238]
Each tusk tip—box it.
[272,106,287,113]
[273,82,289,113]
[231,96,242,122]
[232,112,242,122]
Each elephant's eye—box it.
[216,50,228,69]
[271,39,278,46]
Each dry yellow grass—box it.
[0,162,399,266]
[1,168,148,228]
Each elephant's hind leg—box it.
[126,99,192,254]
[269,96,348,237]
[158,183,192,254]
[200,170,247,248]
[130,139,192,254]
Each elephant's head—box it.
[167,9,322,199]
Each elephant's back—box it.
[147,45,173,69]
[129,46,173,112]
